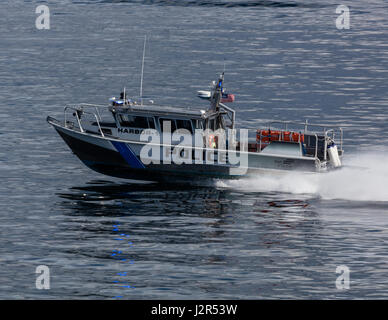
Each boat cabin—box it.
[86,103,230,145]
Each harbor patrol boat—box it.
[47,73,343,182]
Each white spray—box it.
[216,151,388,202]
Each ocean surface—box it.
[1,0,388,299]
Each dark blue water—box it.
[1,0,388,299]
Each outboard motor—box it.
[327,142,342,168]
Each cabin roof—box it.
[110,103,219,119]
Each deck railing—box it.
[263,120,343,157]
[265,120,343,152]
[64,104,107,137]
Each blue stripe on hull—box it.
[111,141,145,169]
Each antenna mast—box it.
[140,35,147,105]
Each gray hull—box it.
[49,117,321,182]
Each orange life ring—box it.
[269,130,281,141]
[292,132,304,143]
[257,129,304,143]
[257,130,270,143]
[282,131,291,141]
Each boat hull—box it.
[48,118,321,182]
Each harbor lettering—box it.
[118,127,142,134]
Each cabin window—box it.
[194,119,204,130]
[119,115,149,128]
[209,119,215,131]
[176,119,193,134]
[159,118,177,132]
[216,115,225,129]
[206,116,224,131]
[148,117,156,129]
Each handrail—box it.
[64,106,105,137]
[64,106,84,132]
[70,103,108,121]
[267,120,343,131]
[264,120,344,156]
[267,120,343,144]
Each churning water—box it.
[1,0,388,299]
[218,151,388,202]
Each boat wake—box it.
[216,151,388,202]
